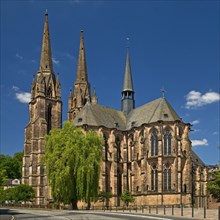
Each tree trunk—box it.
[70,199,78,210]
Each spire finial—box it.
[45,9,48,15]
[126,37,130,49]
[160,86,167,98]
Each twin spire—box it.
[39,11,53,73]
[38,12,135,114]
[76,30,88,83]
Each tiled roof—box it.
[74,97,182,130]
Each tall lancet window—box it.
[47,86,52,98]
[151,164,158,191]
[47,104,52,134]
[164,128,172,155]
[151,128,158,156]
[163,163,171,191]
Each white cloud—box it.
[190,120,200,125]
[12,86,19,92]
[12,86,31,103]
[52,57,60,65]
[15,92,31,103]
[213,131,218,135]
[185,90,220,109]
[191,139,208,147]
[16,53,23,60]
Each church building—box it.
[22,12,207,208]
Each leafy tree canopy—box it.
[121,191,134,207]
[207,171,220,202]
[0,184,34,203]
[43,121,104,209]
[0,151,23,184]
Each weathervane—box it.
[160,86,167,98]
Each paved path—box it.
[0,208,218,220]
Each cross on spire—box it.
[160,86,167,98]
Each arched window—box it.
[164,128,172,155]
[151,128,158,156]
[163,163,171,191]
[47,104,52,134]
[151,164,158,191]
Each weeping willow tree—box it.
[43,121,103,209]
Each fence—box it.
[1,203,219,219]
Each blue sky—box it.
[1,0,219,165]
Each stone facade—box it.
[22,12,207,208]
[22,12,62,205]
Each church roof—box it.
[74,102,126,129]
[191,150,206,167]
[74,97,182,130]
[126,97,182,129]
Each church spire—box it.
[76,30,88,82]
[122,48,134,93]
[68,30,91,122]
[39,11,53,72]
[121,48,135,115]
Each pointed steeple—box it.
[39,11,53,73]
[122,48,134,92]
[92,87,98,104]
[76,30,88,82]
[68,30,91,122]
[121,48,135,115]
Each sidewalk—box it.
[101,207,219,220]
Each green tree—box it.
[43,121,103,209]
[98,191,112,208]
[121,191,134,207]
[207,171,220,202]
[0,169,7,186]
[14,184,35,203]
[0,185,34,204]
[0,151,23,182]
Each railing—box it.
[1,203,219,219]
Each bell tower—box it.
[22,11,62,205]
[68,30,91,122]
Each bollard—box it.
[129,206,131,212]
[156,206,158,214]
[172,205,174,216]
[181,205,183,216]
[123,206,124,212]
[218,206,220,220]
[136,205,137,213]
[149,206,151,214]
[204,206,206,219]
[142,205,144,213]
[104,206,105,212]
[116,206,117,212]
[164,206,166,215]
[192,205,194,218]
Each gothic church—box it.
[22,12,207,208]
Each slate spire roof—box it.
[122,48,134,92]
